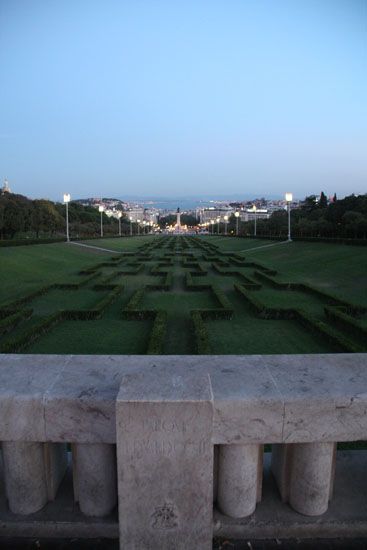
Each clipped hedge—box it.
[324,306,367,345]
[0,237,65,248]
[294,309,362,353]
[191,311,211,353]
[253,271,364,313]
[0,311,64,353]
[0,309,33,336]
[146,310,167,354]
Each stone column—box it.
[116,370,213,550]
[217,443,262,518]
[289,442,336,516]
[2,441,48,514]
[73,443,117,517]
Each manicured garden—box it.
[0,235,366,355]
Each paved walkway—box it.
[69,241,120,254]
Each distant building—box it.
[1,178,11,195]
[240,209,270,222]
[199,207,232,224]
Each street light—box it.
[285,192,293,241]
[99,205,104,237]
[253,205,257,237]
[210,219,215,235]
[129,216,133,236]
[224,215,229,236]
[118,212,122,236]
[63,193,71,242]
[235,211,240,236]
[137,219,141,236]
[216,216,220,235]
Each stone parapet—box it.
[0,353,366,547]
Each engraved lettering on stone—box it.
[151,502,179,530]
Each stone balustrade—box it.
[0,353,366,548]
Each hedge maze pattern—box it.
[0,236,366,355]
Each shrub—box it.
[147,310,167,354]
[191,311,211,353]
[0,309,33,336]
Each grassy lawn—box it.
[0,242,103,306]
[0,235,366,354]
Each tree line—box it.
[228,193,367,240]
[0,193,127,240]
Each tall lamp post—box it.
[217,216,220,235]
[211,219,215,235]
[99,205,104,238]
[63,193,71,242]
[235,211,240,236]
[285,192,293,241]
[118,212,122,236]
[224,215,228,236]
[137,219,140,236]
[129,216,133,236]
[253,205,257,237]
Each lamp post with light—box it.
[235,211,240,236]
[224,215,228,236]
[118,212,122,236]
[253,205,257,237]
[137,219,140,236]
[63,193,71,242]
[217,217,220,235]
[211,219,215,235]
[129,217,133,236]
[99,206,104,237]
[285,192,293,241]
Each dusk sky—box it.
[1,0,366,201]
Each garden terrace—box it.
[0,236,366,355]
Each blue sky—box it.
[0,0,366,201]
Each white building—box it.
[241,209,270,222]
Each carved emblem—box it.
[151,502,179,530]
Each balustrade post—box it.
[73,443,117,517]
[217,443,262,518]
[271,442,336,516]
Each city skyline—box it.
[1,1,366,200]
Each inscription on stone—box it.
[151,502,179,530]
[122,437,208,458]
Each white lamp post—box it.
[224,215,229,236]
[235,211,240,236]
[285,192,293,241]
[217,216,220,235]
[210,219,215,235]
[118,212,122,236]
[99,205,104,237]
[253,205,257,237]
[63,193,71,242]
[137,219,140,236]
[129,216,133,236]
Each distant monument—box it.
[1,178,11,195]
[176,207,181,230]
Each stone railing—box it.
[0,354,366,548]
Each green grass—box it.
[1,235,366,354]
[206,237,367,307]
[0,243,102,306]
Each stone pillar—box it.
[289,442,336,516]
[2,441,48,514]
[117,370,213,550]
[73,443,117,517]
[217,443,262,518]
